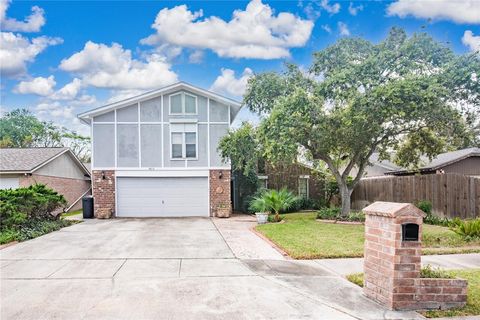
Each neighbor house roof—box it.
[77,81,242,124]
[0,147,90,176]
[386,147,480,175]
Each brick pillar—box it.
[363,202,424,310]
[209,170,231,218]
[92,170,115,218]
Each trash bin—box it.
[82,196,94,219]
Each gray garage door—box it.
[116,177,209,217]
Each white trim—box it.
[90,120,94,169]
[90,120,226,125]
[78,82,241,119]
[92,167,230,171]
[65,187,91,212]
[114,110,117,168]
[169,124,198,161]
[161,94,164,168]
[168,91,198,116]
[169,118,198,124]
[299,174,310,179]
[115,174,118,217]
[116,169,209,177]
[207,98,211,167]
[257,175,268,179]
[137,102,141,168]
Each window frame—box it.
[298,175,309,199]
[169,92,198,115]
[170,125,198,160]
[258,175,268,189]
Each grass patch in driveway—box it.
[255,212,480,259]
[345,269,480,318]
[61,209,82,217]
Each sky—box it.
[1,0,479,135]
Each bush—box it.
[248,188,298,222]
[0,184,66,229]
[416,200,451,226]
[449,218,480,240]
[420,265,454,279]
[417,200,432,215]
[316,207,365,222]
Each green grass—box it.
[255,212,480,259]
[345,269,480,318]
[61,209,82,217]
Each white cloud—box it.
[462,30,480,52]
[0,32,62,77]
[321,24,332,33]
[210,68,253,98]
[338,22,350,36]
[36,101,74,119]
[348,2,363,16]
[0,0,45,32]
[387,0,480,24]
[320,0,340,14]
[303,2,321,21]
[50,78,82,100]
[188,50,204,63]
[141,0,314,59]
[59,41,178,90]
[14,75,56,96]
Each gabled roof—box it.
[0,147,90,176]
[387,147,480,175]
[77,82,242,123]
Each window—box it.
[170,92,197,115]
[170,124,197,159]
[258,176,268,189]
[298,176,309,199]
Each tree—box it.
[244,28,479,217]
[0,109,91,162]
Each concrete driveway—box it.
[1,218,422,320]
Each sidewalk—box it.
[313,253,480,276]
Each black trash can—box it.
[82,196,94,219]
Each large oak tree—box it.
[243,28,479,216]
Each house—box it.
[350,153,403,178]
[232,160,325,212]
[78,82,242,218]
[386,147,480,176]
[0,147,91,211]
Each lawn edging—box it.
[251,226,291,259]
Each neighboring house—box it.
[78,82,242,218]
[386,147,480,177]
[0,148,91,212]
[350,153,403,178]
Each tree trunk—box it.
[339,183,351,217]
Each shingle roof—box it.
[0,147,69,172]
[387,147,480,174]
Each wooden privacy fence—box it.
[351,173,480,219]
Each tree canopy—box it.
[241,27,479,216]
[0,109,91,162]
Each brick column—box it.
[92,170,115,218]
[363,202,424,310]
[209,170,231,218]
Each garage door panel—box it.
[117,177,208,217]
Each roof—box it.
[77,81,243,124]
[369,153,402,171]
[387,147,480,175]
[0,147,90,175]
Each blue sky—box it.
[1,0,479,134]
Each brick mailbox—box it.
[363,201,467,311]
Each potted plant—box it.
[249,196,269,224]
[216,203,231,218]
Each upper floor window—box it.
[170,92,197,115]
[298,176,309,199]
[171,123,197,159]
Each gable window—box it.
[298,175,309,199]
[171,123,197,159]
[170,92,197,115]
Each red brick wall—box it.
[92,170,115,217]
[20,174,91,212]
[411,278,467,310]
[209,170,231,217]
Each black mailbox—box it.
[402,223,419,241]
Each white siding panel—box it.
[117,177,208,217]
[0,176,19,189]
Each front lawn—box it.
[255,212,480,259]
[345,269,480,318]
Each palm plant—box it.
[250,188,298,222]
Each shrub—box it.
[416,200,451,226]
[316,207,365,222]
[420,265,454,279]
[249,188,298,222]
[417,200,432,214]
[449,219,480,240]
[0,184,66,230]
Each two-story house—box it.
[78,82,241,218]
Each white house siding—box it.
[0,175,20,189]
